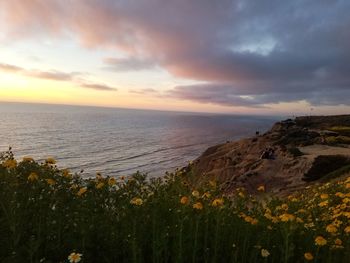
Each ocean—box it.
[0,102,277,178]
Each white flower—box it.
[261,248,270,257]
[68,252,82,263]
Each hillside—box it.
[190,115,350,196]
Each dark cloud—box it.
[104,57,157,71]
[1,0,350,107]
[80,83,117,91]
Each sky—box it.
[0,0,350,115]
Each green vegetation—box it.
[287,147,304,157]
[0,149,350,262]
[325,136,350,145]
[329,126,350,136]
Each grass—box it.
[0,149,350,262]
[325,136,350,145]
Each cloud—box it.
[27,70,78,81]
[80,83,117,91]
[129,88,159,95]
[0,62,116,91]
[0,63,23,73]
[1,0,350,107]
[104,57,157,71]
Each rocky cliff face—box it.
[190,115,350,196]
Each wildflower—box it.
[45,157,56,165]
[209,180,217,188]
[96,182,105,189]
[62,169,72,179]
[315,236,327,246]
[335,192,345,198]
[130,197,143,206]
[279,213,295,222]
[77,187,87,196]
[244,216,254,223]
[344,226,350,234]
[238,192,245,198]
[334,238,342,246]
[108,177,116,186]
[257,185,265,192]
[212,198,224,207]
[202,192,211,199]
[296,217,304,223]
[45,179,56,186]
[320,193,329,199]
[2,159,17,169]
[192,190,200,198]
[281,203,288,210]
[251,218,259,225]
[342,197,350,204]
[318,200,328,207]
[326,224,338,234]
[345,183,350,189]
[22,156,34,162]
[68,252,82,263]
[261,249,270,257]
[28,172,39,182]
[193,202,203,210]
[304,252,314,261]
[180,196,189,205]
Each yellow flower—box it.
[45,157,56,165]
[45,178,56,186]
[344,226,350,234]
[130,197,143,206]
[342,198,350,204]
[2,159,17,169]
[212,198,224,207]
[238,192,245,198]
[192,190,200,198]
[281,203,288,210]
[326,224,338,234]
[251,218,259,225]
[193,202,203,210]
[257,185,265,192]
[320,193,329,199]
[279,213,295,222]
[318,200,328,207]
[68,252,82,263]
[77,187,87,196]
[180,196,189,205]
[244,216,254,223]
[304,252,314,261]
[345,183,350,189]
[108,177,116,186]
[261,249,270,257]
[28,172,38,182]
[335,192,345,198]
[96,182,105,189]
[315,236,327,246]
[22,156,34,162]
[62,169,72,179]
[334,238,342,246]
[202,192,211,199]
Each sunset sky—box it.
[1,0,350,115]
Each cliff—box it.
[190,115,350,196]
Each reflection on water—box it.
[0,102,277,177]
